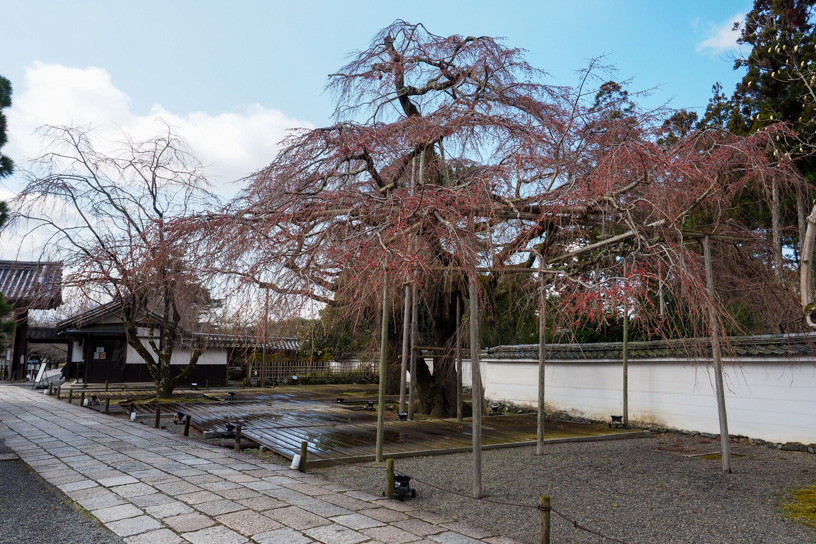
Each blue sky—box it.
[2,0,751,195]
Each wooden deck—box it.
[127,385,648,467]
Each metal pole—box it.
[376,270,390,463]
[234,424,242,451]
[183,414,191,437]
[703,234,732,473]
[455,293,463,423]
[399,285,411,413]
[469,275,482,498]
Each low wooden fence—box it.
[251,359,377,386]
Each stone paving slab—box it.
[0,384,525,544]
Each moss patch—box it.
[783,484,816,528]
[689,452,745,460]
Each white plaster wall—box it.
[126,345,227,366]
[462,358,816,444]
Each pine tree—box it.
[0,75,13,354]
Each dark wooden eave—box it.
[0,260,63,310]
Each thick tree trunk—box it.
[413,289,460,417]
[801,204,816,327]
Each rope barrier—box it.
[322,453,632,543]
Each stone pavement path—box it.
[0,385,521,544]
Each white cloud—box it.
[1,62,313,259]
[696,13,745,56]
[6,62,313,194]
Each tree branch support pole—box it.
[536,271,547,455]
[772,179,783,279]
[407,283,418,420]
[622,264,629,428]
[469,274,482,498]
[376,268,390,463]
[456,293,463,423]
[262,287,269,387]
[703,235,732,473]
[399,285,411,413]
[407,153,422,421]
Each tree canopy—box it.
[14,125,220,396]
[189,21,804,414]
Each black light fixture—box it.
[393,473,416,500]
[191,382,199,390]
[174,411,185,425]
[224,422,236,433]
[336,398,344,403]
[228,392,236,400]
[490,403,501,416]
[609,415,625,428]
[364,401,375,411]
[397,412,408,421]
[89,395,100,406]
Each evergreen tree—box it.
[0,75,13,353]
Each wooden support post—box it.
[386,458,395,499]
[80,391,85,407]
[154,408,161,428]
[703,235,732,473]
[469,275,483,499]
[376,272,390,463]
[68,389,73,404]
[299,440,308,472]
[104,397,110,414]
[47,382,53,395]
[205,379,209,391]
[105,380,109,392]
[539,495,551,544]
[130,403,135,415]
[183,415,191,437]
[399,285,411,413]
[56,386,61,399]
[537,272,547,455]
[456,293,463,423]
[234,424,242,451]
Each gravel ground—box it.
[0,439,123,544]
[314,432,816,544]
